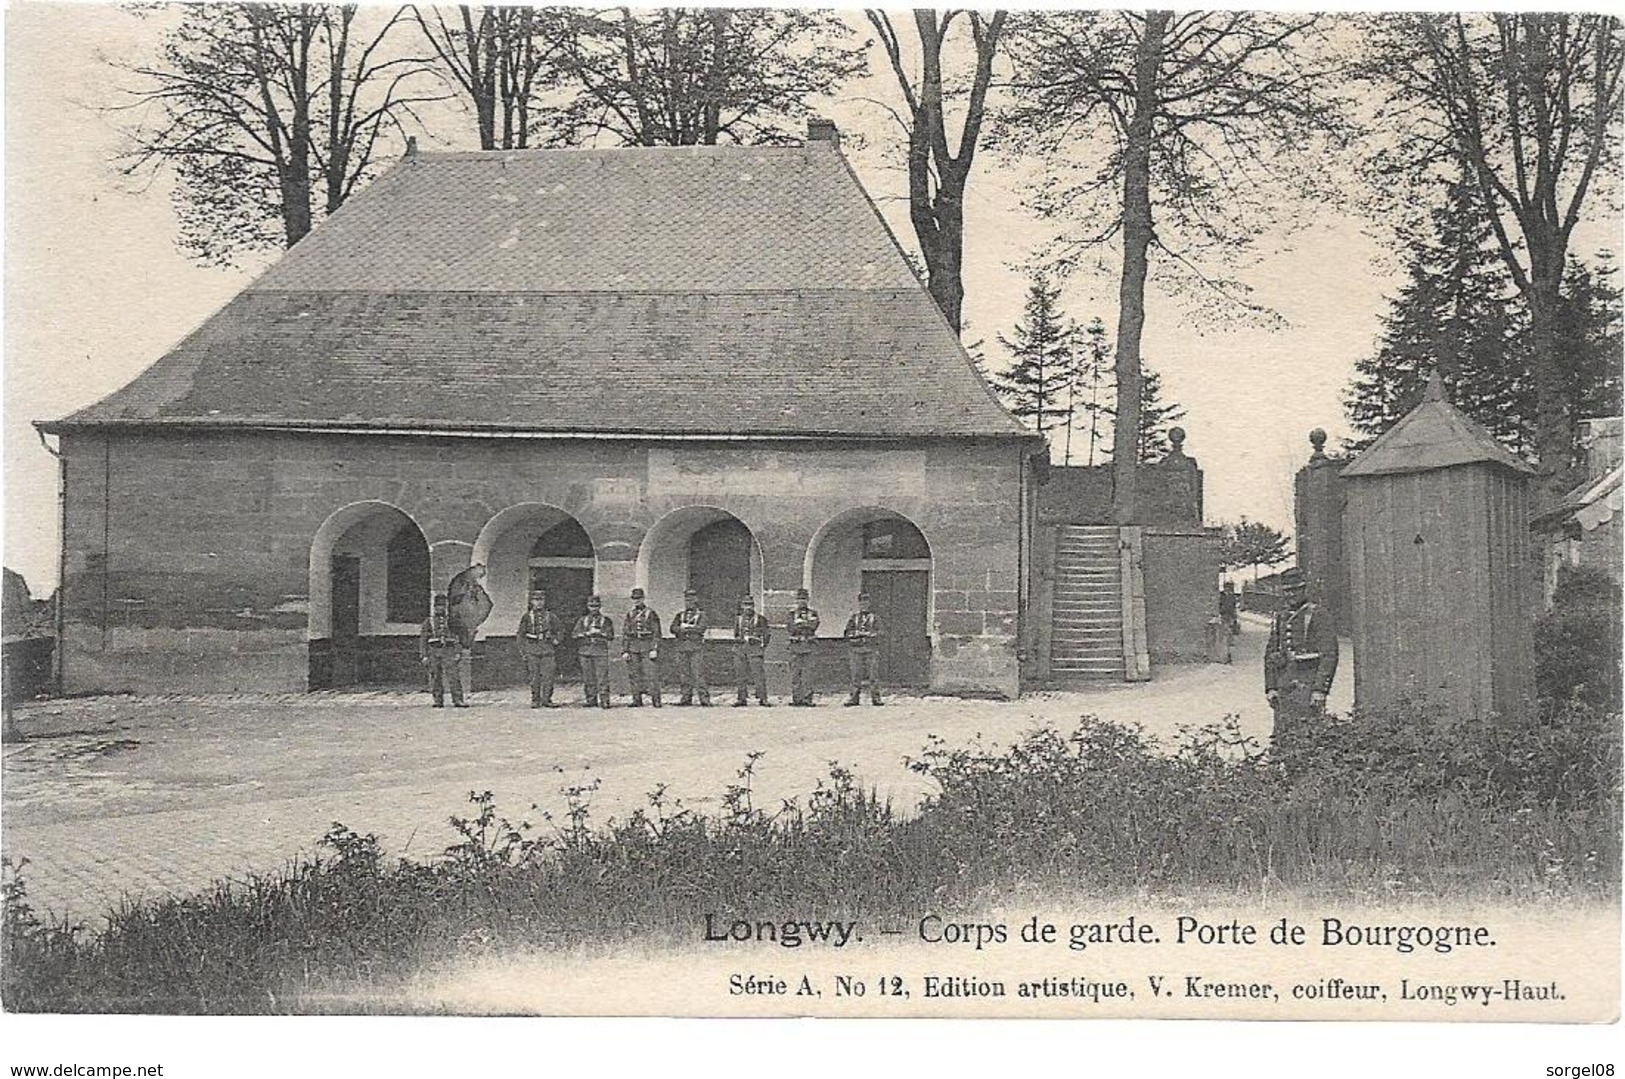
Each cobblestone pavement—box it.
[2,624,1348,923]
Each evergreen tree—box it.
[987,273,1082,447]
[1344,176,1524,453]
[1076,318,1112,466]
[1102,363,1187,463]
[1346,176,1623,466]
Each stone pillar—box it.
[1293,429,1351,636]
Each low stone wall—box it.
[1142,527,1224,663]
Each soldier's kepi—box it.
[1264,567,1339,748]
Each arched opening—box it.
[805,508,933,687]
[309,501,429,688]
[471,504,597,679]
[636,507,765,629]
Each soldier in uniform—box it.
[621,587,663,708]
[446,563,493,705]
[670,588,710,706]
[1264,567,1339,748]
[733,595,772,707]
[420,595,463,708]
[843,591,883,707]
[516,590,563,708]
[571,594,616,708]
[787,587,821,706]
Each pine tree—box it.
[1554,255,1625,466]
[1076,318,1112,466]
[1344,176,1524,453]
[1102,363,1187,463]
[1345,176,1622,462]
[987,273,1081,447]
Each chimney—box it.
[806,118,840,149]
[405,135,419,160]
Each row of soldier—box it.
[421,570,885,710]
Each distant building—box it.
[37,127,1044,697]
[1533,416,1624,602]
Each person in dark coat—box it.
[787,587,821,706]
[420,595,463,708]
[572,594,615,708]
[1219,581,1240,637]
[446,563,493,704]
[843,591,883,706]
[517,590,563,708]
[1264,567,1339,749]
[733,595,771,707]
[671,588,710,706]
[621,587,663,708]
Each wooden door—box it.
[331,555,361,686]
[860,569,930,687]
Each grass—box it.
[3,704,1619,1014]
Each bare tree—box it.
[1001,12,1343,522]
[114,4,442,265]
[866,10,1006,333]
[1363,13,1625,489]
[543,8,866,147]
[411,5,566,149]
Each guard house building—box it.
[38,129,1044,698]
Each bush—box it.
[4,710,1619,1013]
[1536,564,1623,711]
[1269,698,1622,809]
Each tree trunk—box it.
[1526,248,1573,496]
[920,181,966,331]
[1110,11,1168,524]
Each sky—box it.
[2,4,1617,595]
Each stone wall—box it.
[1293,430,1353,636]
[57,430,1029,697]
[1143,527,1224,662]
[1037,434,1203,528]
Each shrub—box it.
[3,710,1618,1013]
[1536,564,1623,711]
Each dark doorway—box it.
[689,518,753,619]
[860,569,930,687]
[330,554,361,686]
[529,519,596,680]
[529,564,593,679]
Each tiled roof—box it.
[49,145,1026,439]
[1341,375,1535,478]
[51,290,1026,437]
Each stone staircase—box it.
[1049,525,1126,682]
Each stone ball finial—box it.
[1168,426,1186,449]
[1309,428,1328,459]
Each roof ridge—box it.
[409,144,826,161]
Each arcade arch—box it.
[636,506,765,628]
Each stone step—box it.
[1051,627,1124,640]
[1050,665,1124,679]
[1052,646,1126,660]
[1053,589,1122,601]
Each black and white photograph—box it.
[1,1,1621,1071]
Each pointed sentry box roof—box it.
[1340,370,1537,478]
